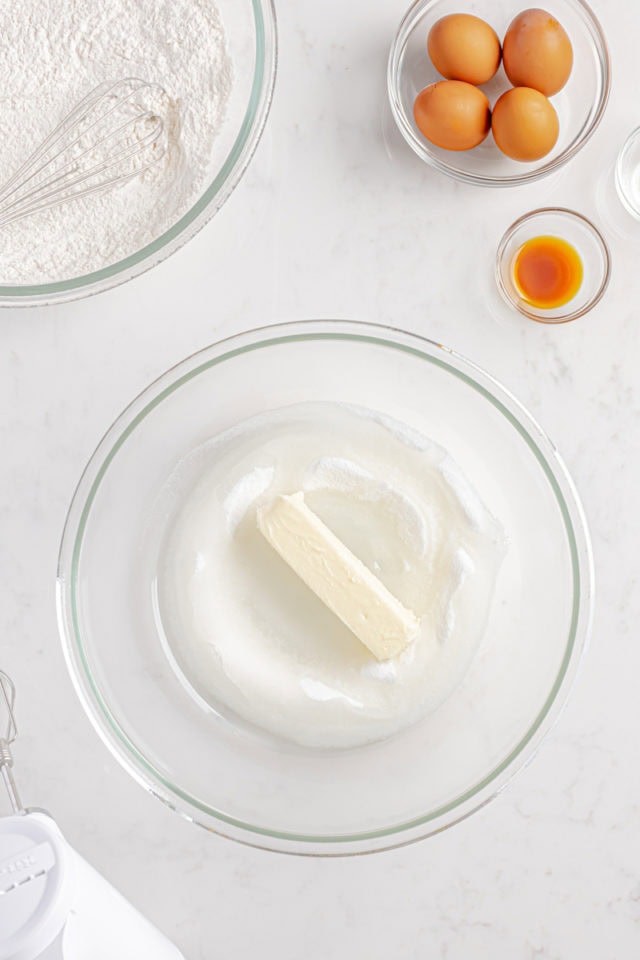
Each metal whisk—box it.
[0,671,22,813]
[0,77,168,228]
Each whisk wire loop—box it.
[0,77,167,228]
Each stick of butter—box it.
[256,492,420,661]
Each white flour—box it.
[0,0,233,284]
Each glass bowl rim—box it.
[56,319,594,855]
[495,206,611,323]
[0,0,278,306]
[387,0,611,188]
[615,125,640,220]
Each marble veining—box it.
[1,0,639,956]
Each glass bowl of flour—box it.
[57,321,593,855]
[0,0,276,305]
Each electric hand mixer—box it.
[0,671,185,960]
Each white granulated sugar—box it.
[0,0,233,283]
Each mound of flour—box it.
[0,0,233,283]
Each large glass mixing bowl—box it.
[0,0,276,306]
[57,321,593,854]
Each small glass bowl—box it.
[496,208,610,323]
[388,0,610,188]
[615,126,640,220]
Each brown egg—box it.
[414,81,491,151]
[491,87,559,161]
[427,14,501,85]
[503,8,573,95]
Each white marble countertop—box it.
[2,0,640,956]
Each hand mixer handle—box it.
[0,813,74,960]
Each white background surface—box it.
[2,0,640,957]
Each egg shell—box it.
[491,86,559,161]
[503,8,573,96]
[413,80,491,151]
[427,14,502,85]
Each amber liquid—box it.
[512,235,583,309]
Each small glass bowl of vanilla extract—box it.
[496,208,611,323]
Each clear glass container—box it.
[616,126,640,220]
[57,321,594,855]
[0,0,277,306]
[496,207,610,322]
[388,0,610,187]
